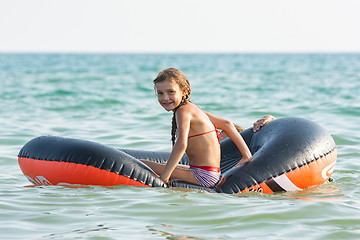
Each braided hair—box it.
[153,68,191,145]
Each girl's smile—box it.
[155,80,185,112]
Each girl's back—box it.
[178,102,221,167]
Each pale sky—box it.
[0,0,359,53]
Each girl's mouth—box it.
[163,101,173,106]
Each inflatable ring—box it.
[18,117,337,194]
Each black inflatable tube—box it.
[18,117,337,193]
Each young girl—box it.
[141,68,271,188]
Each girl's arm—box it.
[220,123,245,141]
[204,111,253,167]
[160,108,190,183]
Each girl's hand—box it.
[234,156,253,167]
[160,176,170,185]
[253,115,275,132]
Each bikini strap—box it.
[188,125,223,144]
[188,129,216,138]
[214,125,223,144]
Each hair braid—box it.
[171,95,190,145]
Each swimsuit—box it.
[189,165,222,188]
[188,126,223,144]
[187,126,223,187]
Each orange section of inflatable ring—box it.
[240,149,337,194]
[284,149,337,189]
[18,157,150,187]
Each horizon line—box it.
[1,51,359,55]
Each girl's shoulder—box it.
[176,102,203,118]
[178,102,202,113]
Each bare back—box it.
[177,102,221,167]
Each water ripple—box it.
[1,53,360,239]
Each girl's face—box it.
[155,80,185,112]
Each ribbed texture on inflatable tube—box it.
[18,117,337,194]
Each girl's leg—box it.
[140,160,198,185]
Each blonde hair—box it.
[153,68,191,145]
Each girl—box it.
[141,68,272,188]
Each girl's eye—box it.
[169,90,174,94]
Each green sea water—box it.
[1,53,359,239]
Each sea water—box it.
[0,53,359,239]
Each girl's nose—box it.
[163,94,169,100]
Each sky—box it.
[0,0,359,53]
